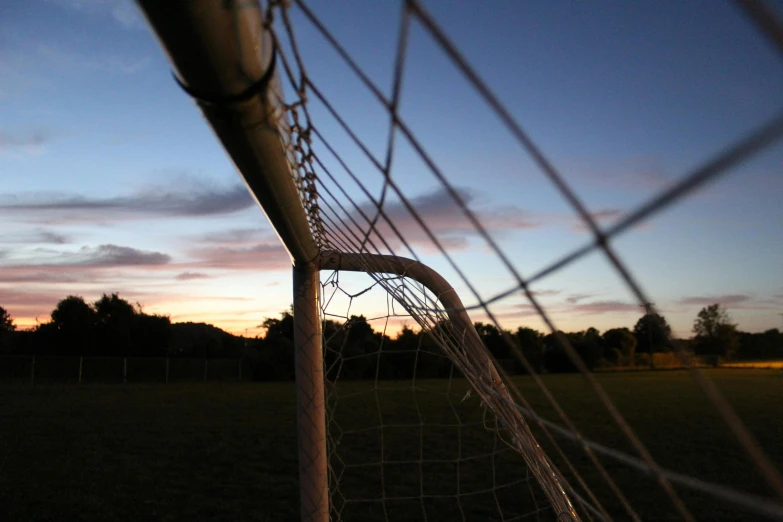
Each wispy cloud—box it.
[0,131,50,156]
[530,289,561,297]
[0,181,255,223]
[0,272,83,284]
[499,297,640,321]
[0,229,71,245]
[567,209,625,233]
[186,243,290,271]
[565,293,596,304]
[175,272,210,281]
[675,294,783,312]
[575,155,673,192]
[2,244,170,268]
[332,187,541,253]
[677,294,752,306]
[570,300,641,315]
[0,289,74,319]
[194,227,273,246]
[329,186,633,254]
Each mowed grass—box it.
[1,370,782,521]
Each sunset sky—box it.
[1,0,782,338]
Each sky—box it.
[1,0,782,338]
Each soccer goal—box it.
[137,1,783,521]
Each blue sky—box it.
[1,0,782,338]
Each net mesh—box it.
[319,270,558,522]
[256,0,783,520]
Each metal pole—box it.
[136,0,318,266]
[165,357,169,384]
[293,263,329,522]
[78,356,83,384]
[238,358,243,382]
[123,357,127,384]
[204,359,208,382]
[30,355,35,385]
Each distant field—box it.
[1,370,782,521]
[721,360,783,369]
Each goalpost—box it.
[137,1,783,521]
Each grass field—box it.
[1,370,782,521]
[722,361,783,370]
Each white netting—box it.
[256,1,783,520]
[319,270,564,521]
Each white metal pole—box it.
[293,264,329,522]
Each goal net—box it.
[319,269,560,521]
[263,1,783,520]
[137,0,783,520]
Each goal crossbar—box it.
[137,0,318,267]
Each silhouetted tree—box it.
[415,322,455,379]
[514,327,544,373]
[340,315,377,379]
[543,328,602,372]
[261,311,294,343]
[633,313,672,354]
[737,329,783,360]
[94,293,136,355]
[255,311,295,380]
[51,295,96,355]
[692,303,739,359]
[133,313,172,357]
[602,327,637,364]
[384,325,421,380]
[0,306,16,353]
[171,322,241,358]
[475,322,508,360]
[577,328,603,370]
[0,306,14,334]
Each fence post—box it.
[165,357,169,384]
[30,355,35,385]
[78,356,83,384]
[123,357,127,384]
[293,263,329,522]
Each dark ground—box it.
[1,370,781,521]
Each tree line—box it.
[1,296,781,380]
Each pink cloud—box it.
[184,243,290,271]
[571,300,640,315]
[322,186,542,254]
[677,294,752,306]
[175,272,210,281]
[676,294,783,312]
